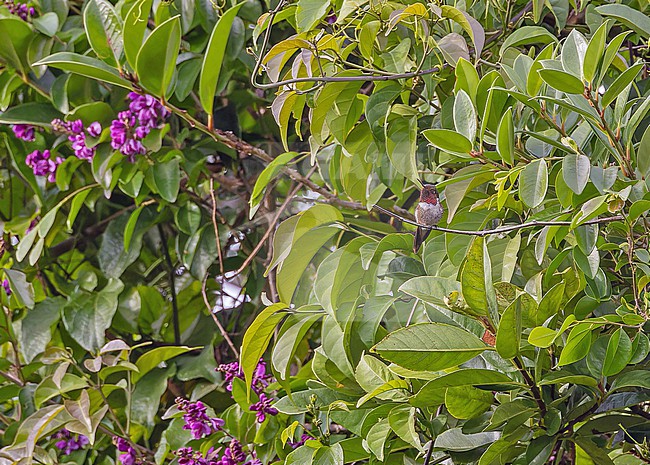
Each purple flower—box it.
[51,118,97,161]
[107,92,169,161]
[2,279,10,296]
[249,393,278,423]
[115,437,137,465]
[217,359,271,394]
[25,149,62,182]
[12,124,35,141]
[53,429,89,455]
[87,121,102,137]
[4,0,35,20]
[176,398,225,439]
[287,433,311,449]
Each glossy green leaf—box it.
[133,346,193,382]
[199,2,244,116]
[538,69,585,94]
[453,90,477,142]
[601,63,644,109]
[241,303,288,399]
[496,299,521,358]
[123,0,153,68]
[423,128,472,154]
[499,26,557,56]
[496,108,514,165]
[0,17,33,72]
[595,4,650,38]
[558,324,592,366]
[519,159,548,208]
[83,0,123,66]
[33,52,132,88]
[562,154,590,194]
[371,323,488,372]
[153,157,180,203]
[136,15,181,97]
[435,428,500,452]
[445,385,493,419]
[583,21,609,83]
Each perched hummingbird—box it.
[413,184,443,253]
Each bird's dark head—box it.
[420,184,439,204]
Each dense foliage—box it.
[0,0,649,464]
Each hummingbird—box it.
[413,184,443,253]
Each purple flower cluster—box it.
[115,437,137,465]
[176,441,260,465]
[26,149,62,182]
[217,360,271,394]
[109,92,169,161]
[4,0,35,20]
[287,433,311,449]
[176,398,225,439]
[12,124,35,141]
[53,429,89,455]
[51,118,101,161]
[249,393,278,423]
[217,360,276,423]
[2,279,10,296]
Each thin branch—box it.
[201,273,240,358]
[231,167,316,277]
[209,178,225,277]
[373,205,623,236]
[514,357,547,417]
[158,225,181,345]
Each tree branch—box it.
[373,204,623,236]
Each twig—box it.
[250,0,440,90]
[373,204,623,236]
[158,225,181,345]
[208,178,226,278]
[514,357,547,417]
[231,167,316,277]
[201,273,240,358]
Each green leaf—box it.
[0,17,33,72]
[136,15,181,97]
[249,152,297,218]
[153,157,180,203]
[398,277,461,307]
[562,154,590,194]
[62,279,124,351]
[123,206,144,252]
[0,102,62,126]
[538,69,585,94]
[241,303,288,399]
[601,63,644,109]
[295,0,330,32]
[519,159,548,208]
[272,313,322,379]
[583,21,609,83]
[83,0,123,67]
[461,236,496,318]
[356,379,410,407]
[133,346,192,382]
[19,297,63,363]
[434,428,500,452]
[440,6,485,57]
[371,323,488,372]
[561,30,588,79]
[638,126,650,178]
[558,324,592,366]
[366,418,390,460]
[132,367,174,430]
[4,269,35,309]
[67,188,93,230]
[611,370,650,391]
[453,90,477,143]
[313,443,344,465]
[199,2,244,116]
[595,4,650,39]
[34,52,132,88]
[454,57,479,103]
[423,128,472,154]
[386,114,419,184]
[32,12,59,37]
[271,91,298,151]
[496,299,521,359]
[602,328,632,376]
[445,385,493,419]
[499,26,557,56]
[388,405,423,451]
[528,326,558,348]
[496,108,514,165]
[123,0,153,69]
